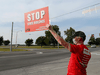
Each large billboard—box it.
[24,6,49,32]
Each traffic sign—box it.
[24,6,49,32]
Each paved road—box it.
[0,49,70,71]
[0,47,99,73]
[0,49,68,57]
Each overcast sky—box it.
[0,0,100,45]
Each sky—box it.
[0,0,100,45]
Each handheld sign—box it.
[24,6,49,32]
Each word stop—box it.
[27,10,45,21]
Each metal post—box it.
[10,22,13,52]
[16,32,18,46]
[15,32,18,47]
[15,30,22,47]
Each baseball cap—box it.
[72,31,86,41]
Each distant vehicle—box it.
[15,44,18,48]
[91,45,96,48]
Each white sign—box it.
[82,6,100,15]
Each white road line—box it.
[91,53,97,54]
[0,52,44,58]
[0,53,41,58]
[0,54,34,58]
[89,61,100,64]
[27,66,67,74]
[91,52,100,55]
[36,52,43,54]
[96,54,100,55]
[52,66,67,70]
[41,67,51,69]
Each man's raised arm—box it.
[46,24,71,51]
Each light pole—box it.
[15,30,22,47]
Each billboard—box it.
[24,6,49,32]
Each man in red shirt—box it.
[46,24,91,75]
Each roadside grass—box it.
[0,46,65,49]
[86,45,99,47]
[0,45,96,50]
[17,45,92,49]
[0,48,28,52]
[18,46,65,49]
[86,45,91,47]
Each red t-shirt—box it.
[67,44,91,75]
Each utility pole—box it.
[10,22,13,52]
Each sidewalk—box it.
[87,51,100,75]
[0,51,100,75]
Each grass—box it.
[0,45,93,51]
[86,45,91,47]
[18,46,65,49]
[0,45,65,49]
[17,45,92,49]
[0,48,29,52]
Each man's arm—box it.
[46,24,71,51]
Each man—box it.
[46,24,91,75]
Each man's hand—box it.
[46,24,70,51]
[46,24,53,30]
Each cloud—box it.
[0,27,11,41]
[15,31,45,44]
[0,0,100,23]
[0,0,46,23]
[49,0,100,22]
[0,0,100,44]
[75,26,99,33]
[60,25,100,44]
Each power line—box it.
[50,3,100,19]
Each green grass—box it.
[86,45,100,47]
[0,46,65,49]
[18,46,65,49]
[0,45,93,51]
[86,45,91,47]
[18,45,92,49]
[0,48,28,52]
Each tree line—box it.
[25,25,77,47]
[0,25,100,47]
[0,36,10,46]
[88,34,100,45]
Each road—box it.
[0,49,70,71]
[0,47,99,72]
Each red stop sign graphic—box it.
[24,6,49,32]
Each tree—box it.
[64,27,75,43]
[0,36,3,46]
[88,34,96,45]
[95,38,100,45]
[35,36,49,47]
[3,40,10,46]
[25,39,33,46]
[45,25,61,47]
